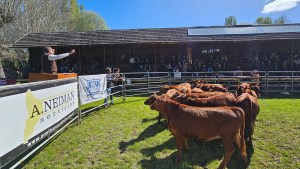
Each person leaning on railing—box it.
[112,68,125,96]
[251,69,260,84]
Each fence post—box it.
[292,71,294,92]
[147,72,150,93]
[168,72,171,85]
[77,77,82,125]
[122,73,126,101]
[215,71,217,84]
[192,72,194,81]
[266,71,269,94]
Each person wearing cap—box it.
[41,47,75,74]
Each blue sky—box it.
[78,0,300,30]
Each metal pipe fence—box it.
[123,71,300,96]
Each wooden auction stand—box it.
[29,73,77,81]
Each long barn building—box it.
[12,24,300,74]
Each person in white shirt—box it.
[41,47,75,74]
[174,68,181,79]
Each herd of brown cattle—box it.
[144,80,260,169]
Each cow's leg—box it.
[175,136,184,163]
[183,137,188,153]
[234,131,247,162]
[245,120,251,141]
[218,137,235,169]
[249,121,255,146]
[234,132,241,149]
[157,112,162,124]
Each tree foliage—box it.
[255,15,291,25]
[68,2,108,31]
[225,16,237,26]
[255,17,273,24]
[0,0,108,78]
[224,16,237,26]
[77,11,109,31]
[274,15,291,24]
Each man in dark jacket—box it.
[41,47,75,74]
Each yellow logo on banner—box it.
[24,89,43,143]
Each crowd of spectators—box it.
[129,50,300,73]
[158,52,229,73]
[246,51,300,71]
[57,49,300,75]
[129,56,152,72]
[58,60,79,74]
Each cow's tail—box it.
[239,107,247,162]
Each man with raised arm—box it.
[41,47,75,74]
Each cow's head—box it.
[150,95,168,112]
[236,83,251,96]
[173,93,188,104]
[198,84,211,91]
[166,89,181,99]
[160,84,170,94]
[144,93,159,105]
[192,79,206,87]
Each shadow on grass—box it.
[139,137,254,169]
[142,116,159,123]
[119,123,166,154]
[125,120,254,169]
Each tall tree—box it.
[274,15,291,24]
[255,17,273,24]
[68,0,81,31]
[68,3,108,31]
[0,0,24,28]
[225,16,237,26]
[0,0,108,78]
[77,11,109,31]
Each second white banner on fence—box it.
[79,74,107,105]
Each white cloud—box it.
[261,0,300,14]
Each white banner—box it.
[0,82,78,159]
[78,74,107,105]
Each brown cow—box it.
[175,92,236,107]
[191,87,204,93]
[236,93,260,146]
[150,96,247,169]
[144,89,180,123]
[160,83,192,94]
[193,80,228,92]
[236,83,259,98]
[200,84,228,92]
[185,91,225,98]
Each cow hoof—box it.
[248,140,253,147]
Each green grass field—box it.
[22,95,300,169]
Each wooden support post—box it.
[154,45,157,72]
[103,45,106,68]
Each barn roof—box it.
[11,24,300,48]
